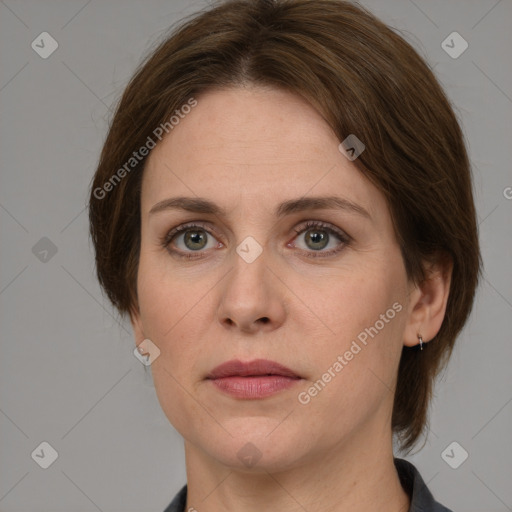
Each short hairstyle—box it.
[88,0,481,453]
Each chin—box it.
[194,420,310,472]
[210,443,302,474]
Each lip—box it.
[206,359,302,399]
[207,359,300,379]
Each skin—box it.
[130,85,451,512]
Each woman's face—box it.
[132,86,417,471]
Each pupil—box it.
[185,230,206,250]
[307,229,328,250]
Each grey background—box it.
[0,0,511,511]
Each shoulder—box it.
[162,484,187,512]
[394,458,454,512]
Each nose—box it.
[216,250,287,334]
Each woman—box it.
[88,1,481,511]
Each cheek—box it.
[137,248,194,336]
[295,271,406,434]
[300,253,407,402]
[136,255,209,432]
[136,249,212,376]
[310,262,405,343]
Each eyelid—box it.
[160,220,221,247]
[292,220,351,242]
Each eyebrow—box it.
[149,195,371,219]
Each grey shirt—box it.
[163,458,453,512]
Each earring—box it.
[417,334,423,351]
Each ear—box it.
[403,254,453,348]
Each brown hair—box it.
[88,0,481,453]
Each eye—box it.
[160,220,351,260]
[160,222,222,259]
[291,220,350,258]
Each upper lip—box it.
[206,359,301,379]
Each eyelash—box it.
[160,220,351,260]
[292,220,351,258]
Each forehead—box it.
[141,86,384,220]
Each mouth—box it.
[206,359,302,399]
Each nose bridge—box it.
[226,240,270,307]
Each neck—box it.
[182,421,410,512]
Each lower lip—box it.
[208,376,300,399]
